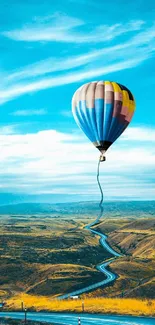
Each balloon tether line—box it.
[96,157,104,224]
[86,155,105,228]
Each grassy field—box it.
[0,215,110,299]
[0,214,154,307]
[5,294,155,317]
[90,218,155,299]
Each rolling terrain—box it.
[0,215,110,299]
[0,202,154,303]
[1,200,155,217]
[87,218,155,298]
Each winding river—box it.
[57,219,122,299]
[0,221,154,325]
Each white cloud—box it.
[0,125,16,135]
[0,126,155,199]
[122,126,155,141]
[11,108,47,116]
[131,25,155,45]
[4,28,154,84]
[0,19,154,105]
[2,14,144,43]
[5,49,117,83]
[0,54,149,105]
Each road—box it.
[58,220,121,299]
[0,311,154,325]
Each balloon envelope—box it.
[72,81,136,153]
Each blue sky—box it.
[0,0,155,204]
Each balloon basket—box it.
[100,155,106,162]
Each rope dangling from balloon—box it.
[96,158,104,224]
[85,157,104,230]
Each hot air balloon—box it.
[72,81,136,161]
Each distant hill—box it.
[0,200,155,217]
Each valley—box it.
[0,208,154,302]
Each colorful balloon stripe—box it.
[72,81,135,153]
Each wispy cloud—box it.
[0,18,155,105]
[122,126,155,141]
[5,25,154,84]
[11,108,47,116]
[0,54,151,105]
[2,13,144,43]
[0,125,16,135]
[0,126,155,199]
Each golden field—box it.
[0,216,155,301]
[6,294,155,317]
